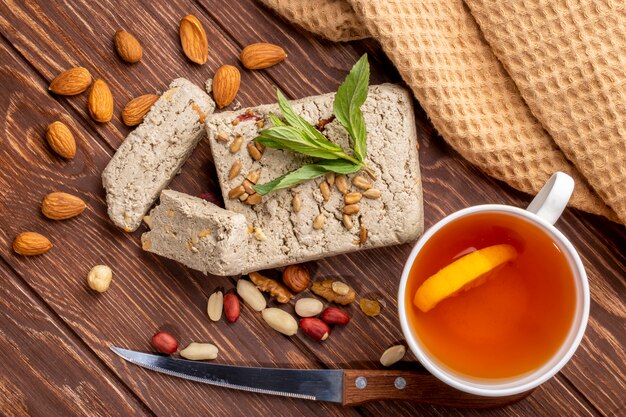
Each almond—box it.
[114,29,143,63]
[213,64,240,108]
[179,15,208,64]
[122,94,159,126]
[49,67,92,95]
[240,43,286,70]
[41,191,86,220]
[46,121,76,159]
[88,79,114,123]
[12,232,52,256]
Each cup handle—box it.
[526,172,574,225]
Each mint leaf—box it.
[333,53,369,162]
[275,89,341,152]
[253,160,361,195]
[253,56,373,196]
[256,126,345,160]
[268,112,286,127]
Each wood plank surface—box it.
[0,1,624,416]
[0,259,153,417]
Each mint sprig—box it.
[334,54,369,162]
[254,54,371,196]
[253,160,362,195]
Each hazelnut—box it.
[87,265,112,293]
[281,264,311,293]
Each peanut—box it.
[295,298,324,317]
[300,318,330,341]
[236,279,266,312]
[207,290,223,322]
[151,331,178,354]
[223,291,240,323]
[262,308,298,336]
[180,342,218,360]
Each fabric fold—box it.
[259,0,622,223]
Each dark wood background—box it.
[0,1,624,416]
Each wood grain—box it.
[0,259,153,417]
[0,29,354,417]
[0,0,624,416]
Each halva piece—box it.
[142,84,424,275]
[102,78,215,231]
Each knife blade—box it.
[111,346,532,407]
[111,347,343,402]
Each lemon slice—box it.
[414,244,518,312]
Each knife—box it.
[111,347,531,407]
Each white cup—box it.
[398,172,589,397]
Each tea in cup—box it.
[398,172,589,396]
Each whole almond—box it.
[46,121,76,159]
[179,15,208,64]
[114,29,143,63]
[41,192,86,220]
[122,94,159,126]
[213,64,240,108]
[49,67,92,95]
[12,232,52,256]
[240,43,286,70]
[88,79,114,123]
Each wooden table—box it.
[1,1,624,416]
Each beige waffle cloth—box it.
[259,0,625,224]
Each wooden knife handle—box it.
[342,369,533,407]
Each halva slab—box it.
[143,84,423,275]
[102,78,215,232]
